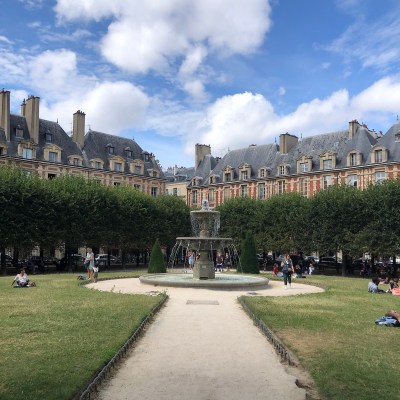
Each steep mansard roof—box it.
[190,123,386,187]
[83,130,165,178]
[2,114,164,178]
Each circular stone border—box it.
[139,273,269,289]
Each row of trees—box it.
[0,166,191,273]
[217,180,400,275]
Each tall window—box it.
[300,162,308,172]
[223,187,230,200]
[108,146,115,155]
[375,171,386,183]
[22,148,33,159]
[322,175,333,189]
[151,187,157,197]
[299,178,308,197]
[279,165,285,175]
[240,185,248,197]
[45,132,53,143]
[375,149,383,162]
[323,159,332,170]
[95,161,102,169]
[258,183,265,199]
[192,190,198,205]
[224,172,231,182]
[73,158,79,166]
[208,189,215,202]
[241,170,248,180]
[347,174,358,187]
[259,169,265,178]
[133,184,141,190]
[173,188,178,196]
[114,162,122,172]
[349,153,357,166]
[277,180,285,194]
[134,165,141,174]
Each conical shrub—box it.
[239,232,259,274]
[148,239,166,273]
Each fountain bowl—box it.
[139,273,269,289]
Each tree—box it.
[239,232,259,274]
[148,239,166,273]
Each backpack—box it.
[282,260,290,273]
[375,316,400,327]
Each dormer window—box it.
[371,146,387,163]
[348,152,358,166]
[278,164,289,176]
[319,152,336,170]
[106,144,114,155]
[223,166,234,182]
[395,132,400,142]
[143,152,150,162]
[49,151,58,162]
[125,147,133,158]
[323,159,333,170]
[15,125,23,138]
[45,131,53,143]
[114,162,122,172]
[300,162,308,172]
[22,148,33,159]
[297,155,312,174]
[239,163,251,181]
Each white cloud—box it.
[144,75,400,162]
[55,0,272,98]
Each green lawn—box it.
[241,275,400,400]
[0,271,165,400]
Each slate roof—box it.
[83,130,165,178]
[164,166,195,182]
[4,114,83,163]
[0,114,164,178]
[189,123,389,187]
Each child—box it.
[93,263,99,283]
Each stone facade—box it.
[0,90,165,196]
[187,119,400,207]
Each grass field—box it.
[1,271,399,400]
[241,275,400,400]
[0,271,165,400]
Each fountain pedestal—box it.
[193,248,215,279]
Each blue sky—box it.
[1,0,400,170]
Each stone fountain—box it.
[139,199,269,289]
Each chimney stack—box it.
[279,132,298,154]
[72,110,86,147]
[348,119,359,139]
[25,96,40,144]
[0,89,10,141]
[195,144,211,168]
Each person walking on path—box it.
[85,247,95,281]
[281,254,294,289]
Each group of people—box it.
[368,276,399,294]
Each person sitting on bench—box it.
[12,268,30,287]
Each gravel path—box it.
[87,277,323,400]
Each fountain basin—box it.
[139,273,269,289]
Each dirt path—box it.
[88,277,323,400]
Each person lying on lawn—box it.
[11,268,30,287]
[385,309,400,322]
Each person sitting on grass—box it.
[368,277,385,293]
[385,309,400,322]
[11,268,30,287]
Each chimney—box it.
[0,89,10,141]
[279,132,298,154]
[195,143,211,168]
[348,119,359,139]
[72,110,86,147]
[25,96,40,144]
[20,99,26,116]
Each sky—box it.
[1,0,400,170]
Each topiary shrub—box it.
[148,239,166,273]
[239,232,259,274]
